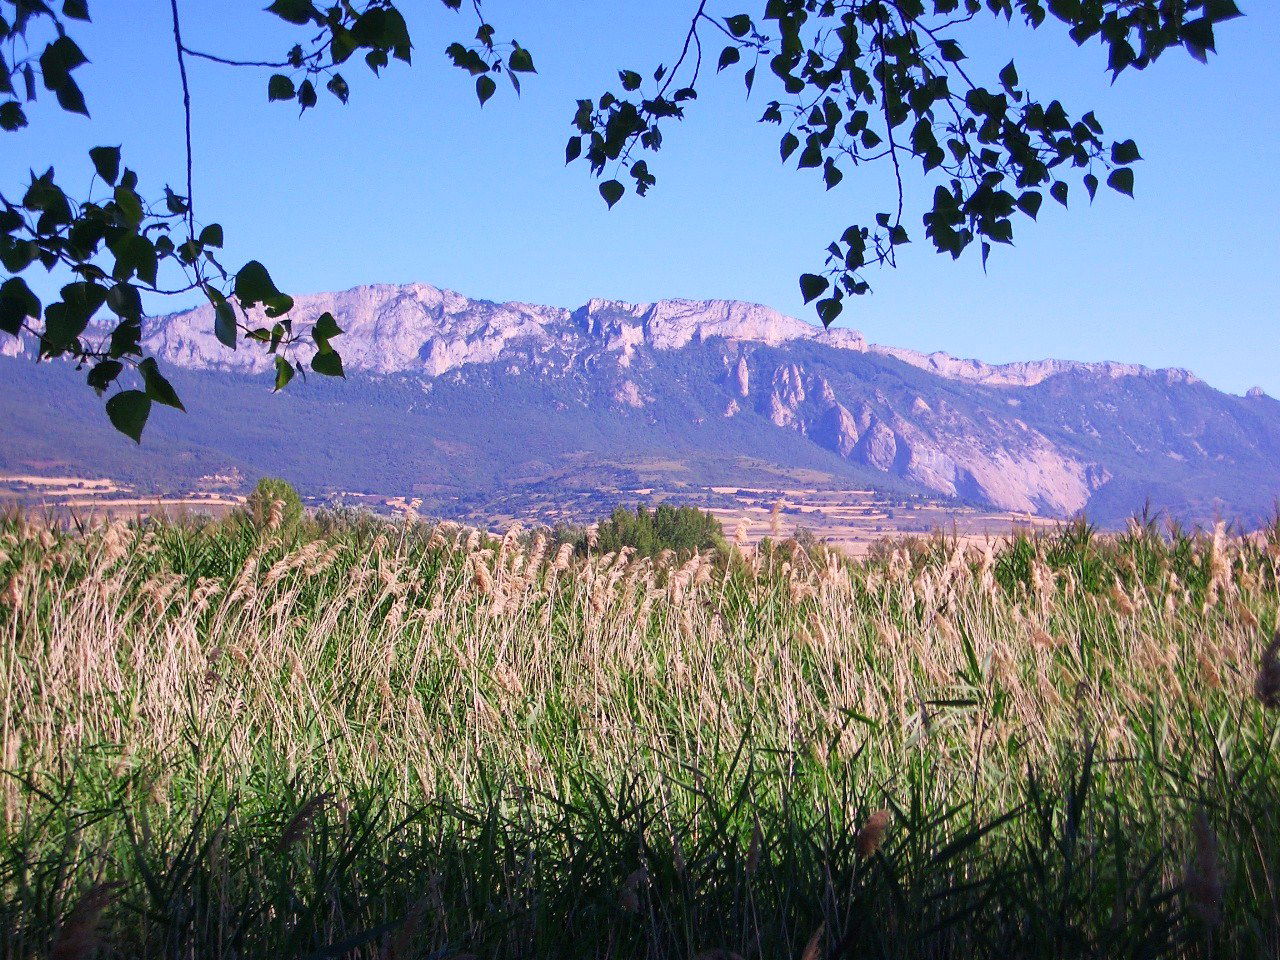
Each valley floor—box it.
[1,511,1278,957]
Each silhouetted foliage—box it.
[0,0,1243,437]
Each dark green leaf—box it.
[106,389,150,443]
[0,276,40,336]
[600,180,625,209]
[40,36,87,89]
[266,0,316,25]
[214,302,237,348]
[326,73,350,103]
[87,359,123,394]
[0,101,28,131]
[274,354,295,391]
[799,273,829,304]
[106,282,142,320]
[235,260,288,310]
[312,311,342,348]
[199,223,224,248]
[268,74,296,102]
[139,357,184,410]
[780,132,799,162]
[113,186,143,228]
[297,79,317,110]
[311,348,344,377]
[1110,139,1141,165]
[476,74,496,105]
[718,46,740,72]
[999,61,1018,90]
[725,14,751,37]
[54,76,89,116]
[508,46,535,73]
[89,145,120,185]
[816,297,843,327]
[1205,0,1243,22]
[1107,167,1134,197]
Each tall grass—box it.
[1,509,1277,958]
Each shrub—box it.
[242,476,304,531]
[593,503,725,558]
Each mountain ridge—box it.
[1,282,1275,526]
[123,282,1202,389]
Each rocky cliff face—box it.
[6,282,1276,523]
[142,284,1202,388]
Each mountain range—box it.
[2,282,1278,527]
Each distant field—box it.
[2,508,1278,958]
[0,471,1060,553]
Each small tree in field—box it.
[242,476,303,531]
[595,504,726,559]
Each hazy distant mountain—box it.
[3,282,1278,526]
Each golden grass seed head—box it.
[855,808,891,858]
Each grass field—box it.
[1,508,1278,958]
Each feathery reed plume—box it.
[855,809,891,858]
[799,922,825,960]
[2,571,21,610]
[473,558,495,596]
[280,793,333,851]
[266,498,284,531]
[424,524,445,551]
[1184,808,1224,926]
[384,896,427,960]
[618,866,648,913]
[52,882,122,960]
[770,499,783,539]
[1255,631,1280,709]
[1030,626,1060,649]
[1235,599,1260,631]
[551,542,574,572]
[1109,578,1135,617]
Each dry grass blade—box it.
[799,922,825,960]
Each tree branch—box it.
[168,0,196,242]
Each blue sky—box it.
[2,2,1276,394]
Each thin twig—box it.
[181,46,291,70]
[168,0,196,241]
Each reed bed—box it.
[1,509,1278,958]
